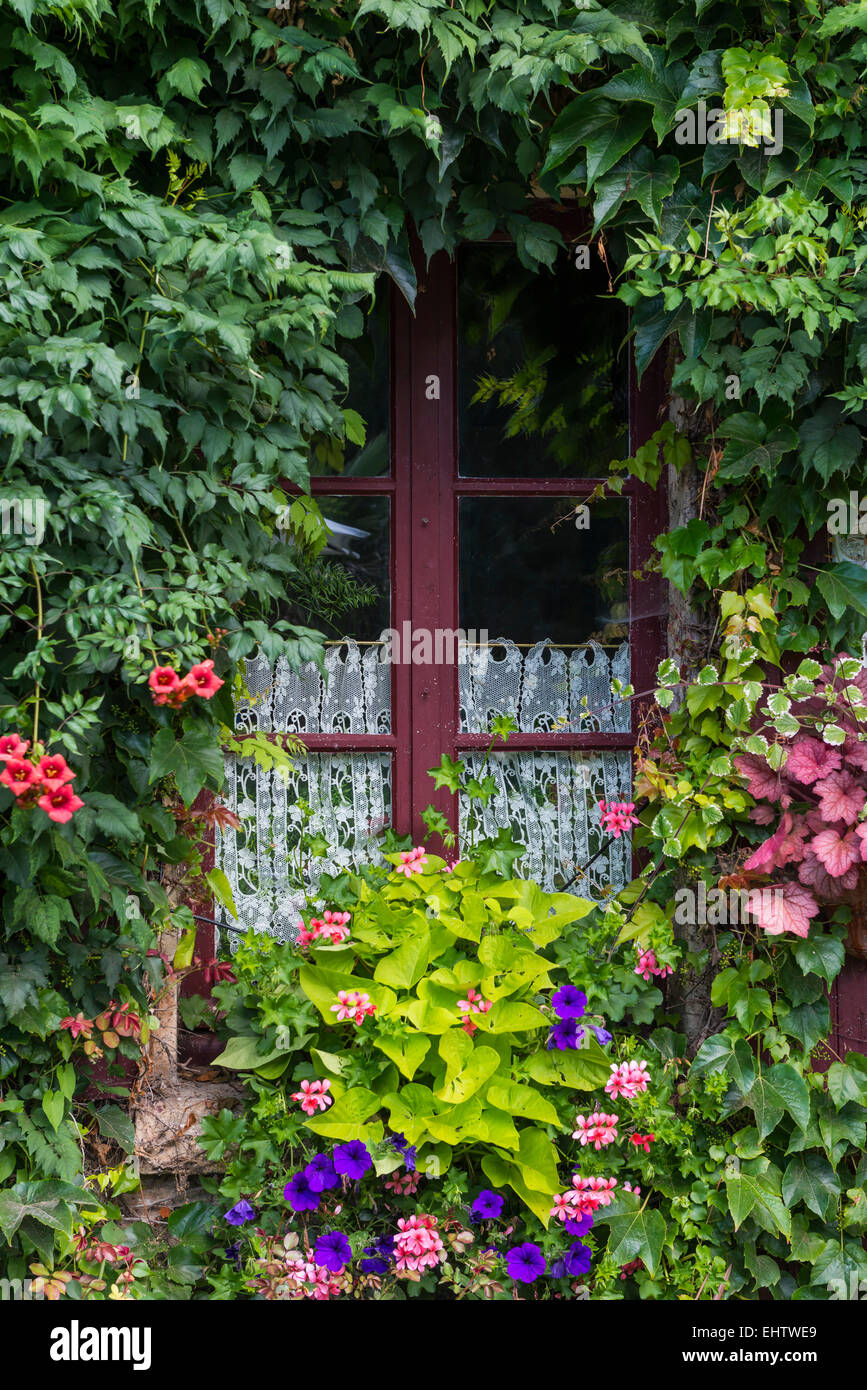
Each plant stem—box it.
[30,559,43,746]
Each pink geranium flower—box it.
[572,1112,619,1149]
[570,1175,618,1215]
[394,1215,444,1272]
[395,846,429,876]
[291,1078,333,1116]
[605,1059,650,1101]
[37,784,85,823]
[631,1133,655,1153]
[384,1171,421,1195]
[457,987,491,1017]
[330,990,376,1025]
[598,800,640,839]
[634,949,673,981]
[0,734,30,761]
[550,1192,576,1222]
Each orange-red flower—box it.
[36,753,75,792]
[0,734,30,761]
[0,756,41,796]
[38,784,85,823]
[183,659,224,699]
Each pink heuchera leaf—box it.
[798,850,858,901]
[746,882,819,938]
[813,770,866,826]
[810,827,862,877]
[733,754,786,801]
[743,813,797,872]
[843,736,867,772]
[749,804,776,826]
[784,737,843,786]
[856,823,867,861]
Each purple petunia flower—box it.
[564,1212,594,1237]
[404,1145,417,1172]
[224,1199,255,1226]
[360,1234,394,1275]
[564,1241,592,1276]
[314,1230,353,1272]
[506,1242,546,1284]
[333,1140,372,1180]
[546,1017,585,1050]
[590,1024,612,1046]
[551,985,587,1020]
[550,1257,567,1278]
[283,1172,320,1213]
[472,1189,504,1220]
[305,1153,339,1192]
[224,1242,241,1268]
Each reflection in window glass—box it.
[459,497,629,647]
[310,288,390,477]
[458,243,628,477]
[285,496,390,642]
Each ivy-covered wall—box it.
[1,0,866,1302]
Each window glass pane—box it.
[285,495,390,643]
[458,496,630,733]
[310,288,390,476]
[459,496,628,644]
[458,243,628,477]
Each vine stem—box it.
[30,559,43,747]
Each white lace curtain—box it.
[214,641,632,947]
[460,637,630,733]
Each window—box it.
[215,217,665,944]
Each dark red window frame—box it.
[279,213,666,850]
[188,211,667,1016]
